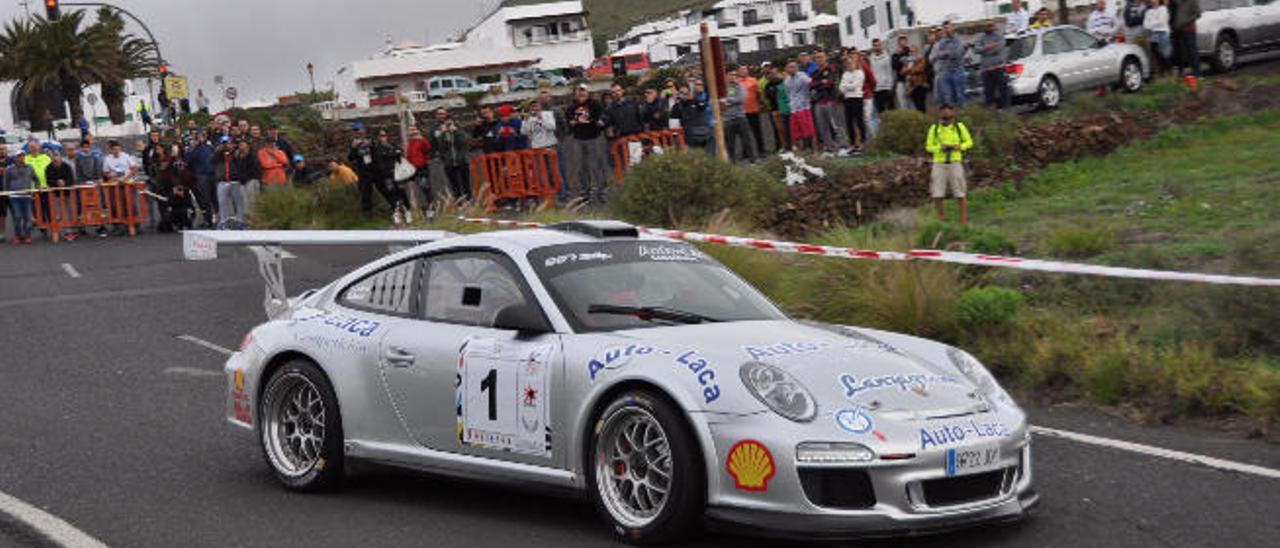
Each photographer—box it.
[430,108,471,200]
[925,105,973,226]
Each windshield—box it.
[529,241,786,332]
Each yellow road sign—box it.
[164,76,189,99]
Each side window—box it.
[1062,28,1100,51]
[1042,30,1070,55]
[423,253,531,327]
[340,260,420,317]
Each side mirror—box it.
[1095,39,1108,49]
[493,304,552,335]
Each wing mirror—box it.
[1095,39,1108,49]
[493,304,552,335]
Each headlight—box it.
[740,361,817,422]
[796,442,875,463]
[946,347,1014,406]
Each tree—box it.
[91,6,158,125]
[41,11,118,125]
[0,18,55,131]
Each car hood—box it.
[604,320,986,418]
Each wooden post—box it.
[700,23,729,162]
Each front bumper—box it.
[704,409,1036,538]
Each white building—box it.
[836,0,1103,50]
[0,80,155,142]
[349,1,594,105]
[609,1,840,64]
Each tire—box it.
[586,390,704,545]
[1037,76,1061,110]
[1120,58,1144,93]
[1211,34,1238,73]
[259,359,345,491]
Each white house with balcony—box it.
[836,0,1102,50]
[348,1,593,106]
[609,1,840,64]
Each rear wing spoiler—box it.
[182,230,455,319]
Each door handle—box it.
[384,347,416,368]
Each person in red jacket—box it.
[405,125,432,210]
[257,140,290,189]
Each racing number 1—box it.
[480,369,497,421]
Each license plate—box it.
[946,443,1002,477]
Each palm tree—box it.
[40,10,118,125]
[0,18,56,131]
[91,6,159,124]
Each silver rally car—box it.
[209,221,1037,542]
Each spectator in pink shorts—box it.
[783,60,816,152]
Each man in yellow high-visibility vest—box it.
[23,141,52,232]
[925,104,974,226]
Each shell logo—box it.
[726,440,776,492]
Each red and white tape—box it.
[458,217,1280,287]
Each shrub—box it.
[954,286,1024,331]
[867,109,931,157]
[1044,225,1116,258]
[249,180,366,229]
[609,150,786,228]
[916,221,1016,254]
[959,105,1019,162]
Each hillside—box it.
[504,0,836,54]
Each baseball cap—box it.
[292,155,305,163]
[350,121,365,131]
[219,135,231,143]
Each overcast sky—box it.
[0,0,503,107]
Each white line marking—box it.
[0,489,109,548]
[162,367,223,378]
[1031,425,1280,480]
[61,263,81,279]
[176,335,234,356]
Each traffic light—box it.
[45,0,60,21]
[158,64,168,77]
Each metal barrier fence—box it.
[610,129,686,181]
[469,149,563,213]
[12,182,150,243]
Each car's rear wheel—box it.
[1038,76,1061,110]
[587,390,704,545]
[260,359,344,491]
[1120,58,1144,93]
[1212,34,1238,73]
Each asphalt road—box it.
[0,232,1277,548]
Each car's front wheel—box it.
[1212,34,1238,73]
[1038,76,1062,110]
[1120,58,1144,93]
[260,358,345,491]
[587,390,704,545]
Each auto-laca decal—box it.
[292,308,381,337]
[586,344,721,404]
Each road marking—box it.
[163,367,223,378]
[61,263,81,279]
[0,280,254,310]
[0,489,109,548]
[176,335,234,356]
[1031,425,1280,480]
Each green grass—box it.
[971,110,1280,268]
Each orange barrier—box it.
[610,129,686,180]
[31,182,149,243]
[469,149,563,213]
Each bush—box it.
[249,180,366,229]
[916,221,1016,254]
[954,286,1025,331]
[959,105,1019,162]
[609,150,786,228]
[867,109,931,157]
[1044,226,1116,258]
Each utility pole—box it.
[699,22,728,162]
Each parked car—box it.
[586,53,652,78]
[1197,0,1280,73]
[1005,25,1150,109]
[426,75,492,99]
[506,69,569,92]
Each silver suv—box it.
[1006,25,1151,109]
[1198,0,1280,72]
